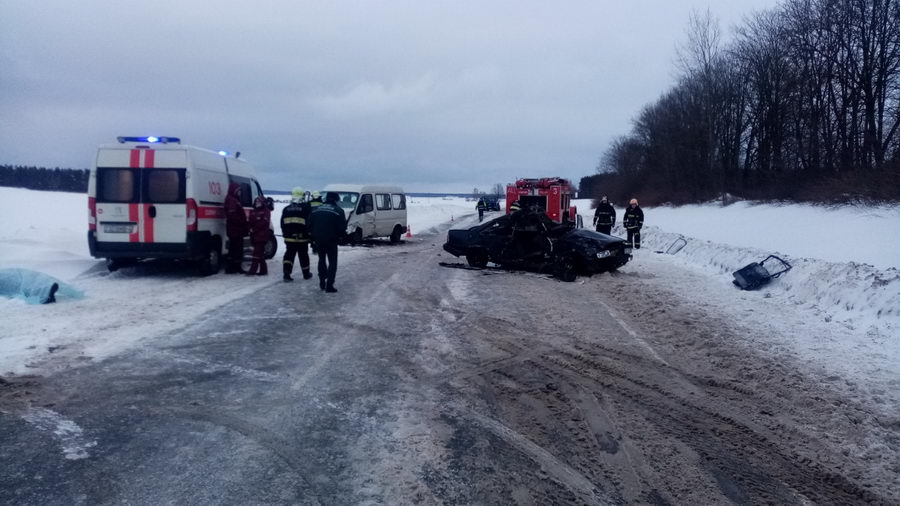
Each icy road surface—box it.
[1,219,896,505]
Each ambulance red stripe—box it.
[198,206,225,219]
[142,149,155,243]
[129,149,140,168]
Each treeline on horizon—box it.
[0,165,89,193]
[585,0,900,206]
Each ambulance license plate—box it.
[104,224,134,234]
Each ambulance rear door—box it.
[141,148,187,244]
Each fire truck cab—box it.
[506,177,580,226]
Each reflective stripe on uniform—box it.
[283,217,306,225]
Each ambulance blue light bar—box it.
[116,136,181,144]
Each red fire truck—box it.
[506,177,581,226]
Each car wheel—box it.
[466,250,488,268]
[264,231,278,259]
[390,225,403,244]
[198,239,222,276]
[553,254,578,282]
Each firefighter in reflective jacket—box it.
[476,198,486,222]
[593,195,616,235]
[623,198,644,249]
[281,187,313,282]
[509,200,522,213]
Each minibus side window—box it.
[357,194,374,214]
[391,193,406,210]
[97,168,138,203]
[375,193,392,210]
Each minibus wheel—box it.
[390,225,403,244]
[350,228,363,244]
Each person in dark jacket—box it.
[224,182,248,273]
[308,192,346,292]
[622,198,644,249]
[281,187,313,282]
[593,196,616,235]
[246,196,271,275]
[476,197,486,222]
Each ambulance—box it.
[87,136,276,274]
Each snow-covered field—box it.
[0,188,475,375]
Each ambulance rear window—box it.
[97,168,138,203]
[143,169,185,203]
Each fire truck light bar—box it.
[117,136,181,144]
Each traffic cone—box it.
[405,225,412,238]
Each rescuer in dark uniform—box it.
[308,191,324,254]
[593,195,616,235]
[246,196,271,275]
[281,187,313,282]
[308,192,346,293]
[224,182,248,273]
[476,197,486,222]
[509,200,522,213]
[623,198,644,249]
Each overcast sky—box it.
[1,1,781,193]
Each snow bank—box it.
[576,197,899,335]
[633,225,900,335]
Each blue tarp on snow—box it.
[0,268,84,305]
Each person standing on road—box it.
[623,198,644,249]
[246,196,271,275]
[509,200,522,213]
[476,197,486,222]
[593,196,616,235]
[281,187,313,282]
[308,191,324,255]
[224,182,248,274]
[308,192,346,293]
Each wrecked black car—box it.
[443,210,632,281]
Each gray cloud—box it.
[1,0,779,192]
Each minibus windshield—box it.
[333,192,359,210]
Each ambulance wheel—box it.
[466,250,488,268]
[390,225,403,244]
[198,240,222,276]
[553,254,578,282]
[264,231,278,259]
[106,258,134,272]
[350,228,363,245]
